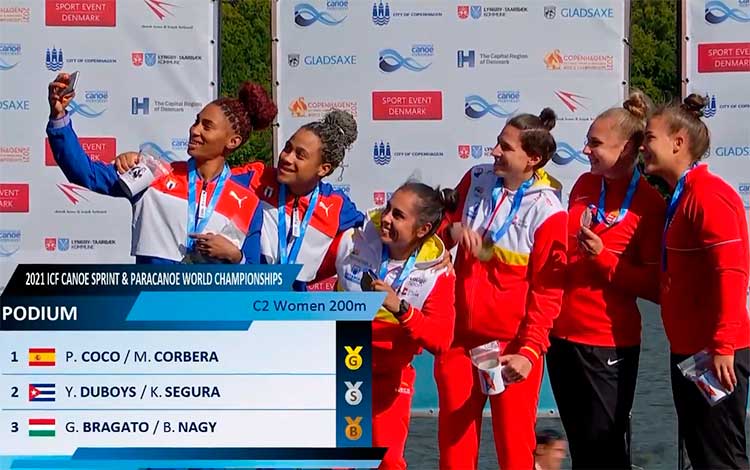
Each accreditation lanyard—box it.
[662,163,698,271]
[483,176,534,244]
[379,245,418,291]
[186,159,229,252]
[591,167,640,226]
[277,183,320,265]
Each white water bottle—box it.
[119,143,172,198]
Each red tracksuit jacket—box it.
[441,165,568,364]
[661,164,750,355]
[553,171,666,347]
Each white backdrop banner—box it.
[273,0,629,212]
[683,0,750,217]
[0,0,220,291]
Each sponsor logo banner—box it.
[46,0,116,27]
[0,183,29,212]
[45,137,116,166]
[0,145,31,163]
[0,229,21,257]
[372,91,442,120]
[698,42,750,72]
[0,6,31,23]
[544,49,614,72]
[288,97,358,118]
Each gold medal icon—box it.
[477,240,494,262]
[344,416,363,441]
[344,346,363,370]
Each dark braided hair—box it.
[213,82,277,146]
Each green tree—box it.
[629,0,679,104]
[220,0,274,166]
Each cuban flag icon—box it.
[29,383,56,402]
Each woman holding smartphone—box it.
[643,94,749,468]
[117,110,365,288]
[47,72,277,264]
[435,109,567,469]
[333,182,457,469]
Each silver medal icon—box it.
[344,381,363,406]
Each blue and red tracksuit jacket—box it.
[232,162,364,290]
[47,115,263,264]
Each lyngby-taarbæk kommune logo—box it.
[294,2,347,27]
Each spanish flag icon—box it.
[28,348,55,367]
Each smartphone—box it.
[360,270,377,292]
[61,71,79,96]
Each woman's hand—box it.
[577,226,604,257]
[454,225,484,259]
[712,353,737,392]
[499,354,533,383]
[48,73,74,120]
[114,152,140,175]
[189,233,242,263]
[371,280,401,313]
[434,249,454,274]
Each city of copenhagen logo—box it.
[372,1,390,25]
[45,46,64,71]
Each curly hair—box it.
[300,109,358,175]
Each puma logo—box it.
[229,190,248,208]
[319,201,333,217]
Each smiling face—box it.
[642,114,678,178]
[187,103,242,161]
[489,125,541,179]
[583,116,633,177]
[379,189,431,253]
[276,129,332,188]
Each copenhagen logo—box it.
[373,141,392,165]
[464,95,517,119]
[372,1,390,25]
[704,94,717,117]
[379,48,431,72]
[67,100,105,118]
[0,43,20,71]
[0,229,21,257]
[552,142,588,165]
[705,0,750,23]
[544,5,556,19]
[294,3,346,27]
[457,50,475,68]
[144,0,178,20]
[45,47,64,72]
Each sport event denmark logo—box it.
[46,0,116,27]
[372,91,442,120]
[698,42,750,72]
[0,183,29,213]
[46,137,116,166]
